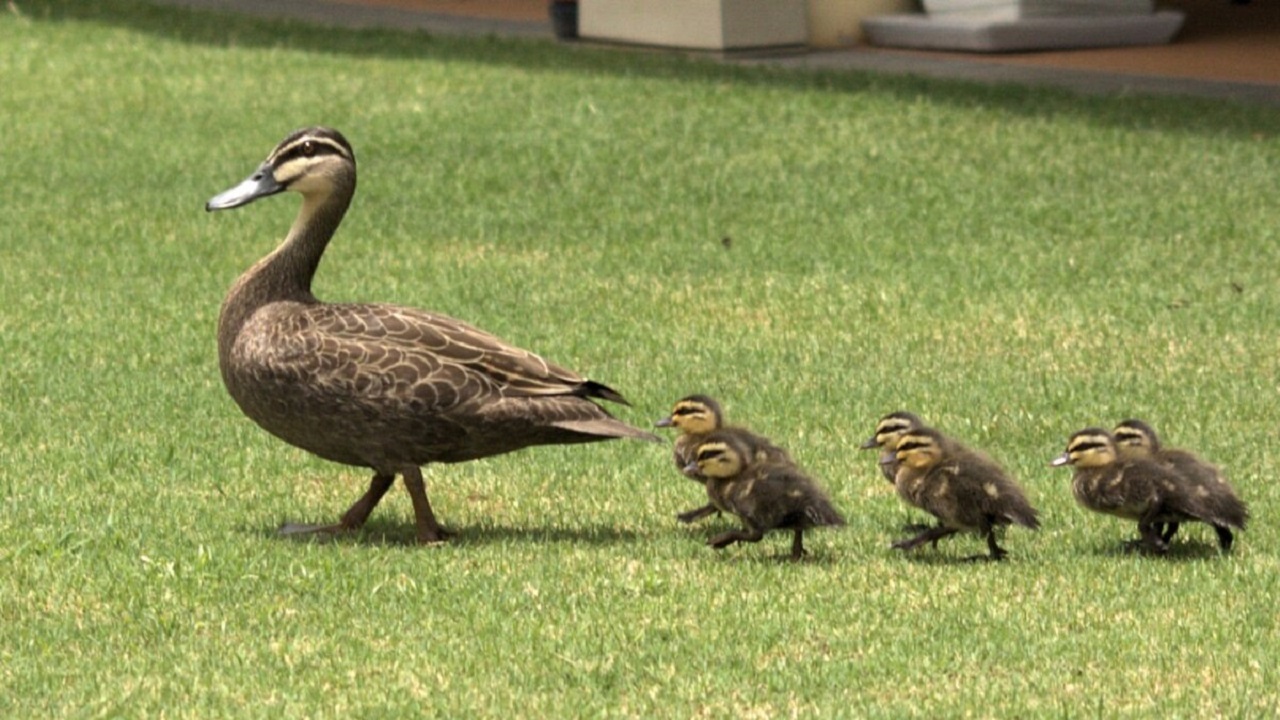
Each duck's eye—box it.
[301,141,316,157]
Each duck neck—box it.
[218,183,353,359]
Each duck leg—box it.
[340,473,397,529]
[892,526,958,553]
[677,504,719,524]
[401,466,449,543]
[278,472,395,539]
[1158,522,1180,544]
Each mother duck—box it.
[207,127,658,543]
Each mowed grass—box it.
[3,0,1280,715]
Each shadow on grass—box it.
[882,532,1041,565]
[18,0,1280,139]
[1089,537,1230,561]
[712,549,846,567]
[454,522,642,547]
[887,549,1035,566]
[247,518,642,548]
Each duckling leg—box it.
[1136,515,1169,555]
[398,466,450,543]
[891,526,958,553]
[708,528,765,551]
[980,529,1009,562]
[901,520,936,534]
[790,529,806,561]
[1158,522,1180,544]
[1213,524,1235,552]
[677,504,719,524]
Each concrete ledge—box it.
[863,10,1184,53]
[922,0,1154,22]
[579,0,808,52]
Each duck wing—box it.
[243,301,615,399]
[233,301,659,451]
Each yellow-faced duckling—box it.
[655,395,790,524]
[860,411,924,484]
[891,427,1039,561]
[862,411,934,535]
[207,127,659,544]
[1052,428,1225,554]
[1112,419,1248,551]
[688,431,845,560]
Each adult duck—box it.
[207,127,658,543]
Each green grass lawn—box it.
[3,0,1280,715]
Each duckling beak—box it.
[681,461,699,475]
[1049,453,1071,467]
[654,417,674,428]
[859,437,879,450]
[206,164,284,211]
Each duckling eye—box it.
[301,141,316,157]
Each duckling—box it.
[1052,428,1221,554]
[688,431,845,560]
[206,127,659,544]
[655,395,791,524]
[861,411,935,535]
[1112,419,1247,550]
[890,427,1039,561]
[860,411,924,484]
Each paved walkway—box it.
[154,0,1280,107]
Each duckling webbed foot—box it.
[1136,518,1170,555]
[979,529,1009,562]
[962,553,1002,563]
[1121,535,1168,555]
[677,504,720,524]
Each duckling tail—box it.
[1010,508,1041,531]
[999,488,1040,530]
[1204,492,1249,531]
[805,502,847,528]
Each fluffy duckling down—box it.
[891,427,1039,561]
[656,394,791,524]
[687,430,844,560]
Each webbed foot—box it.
[277,522,345,540]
